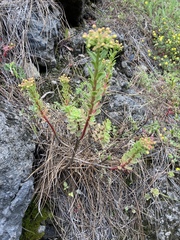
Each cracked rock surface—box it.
[0,97,34,240]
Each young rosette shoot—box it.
[118,137,155,171]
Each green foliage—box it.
[160,123,180,151]
[103,0,180,70]
[63,181,69,190]
[59,25,123,141]
[124,205,136,214]
[148,26,180,69]
[136,69,156,91]
[168,171,175,178]
[4,61,26,79]
[62,105,87,135]
[63,181,74,198]
[145,188,160,201]
[118,137,155,171]
[150,188,160,197]
[164,71,180,90]
[92,119,112,147]
[144,0,180,70]
[19,78,60,142]
[82,25,122,52]
[145,120,160,135]
[20,200,51,240]
[163,71,180,114]
[59,74,71,105]
[19,26,123,164]
[145,187,175,201]
[144,0,180,27]
[19,78,46,117]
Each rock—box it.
[0,97,34,240]
[68,28,86,56]
[0,0,63,68]
[23,61,40,79]
[145,175,180,240]
[145,197,180,239]
[104,90,146,124]
[41,220,60,240]
[110,70,129,92]
[27,5,62,67]
[121,60,134,78]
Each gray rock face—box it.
[0,0,62,68]
[27,6,62,67]
[0,98,34,240]
[104,90,146,124]
[145,175,180,240]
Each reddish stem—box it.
[80,52,100,140]
[32,91,60,143]
[110,151,137,171]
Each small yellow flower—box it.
[82,33,87,38]
[152,31,157,37]
[19,78,35,89]
[159,133,165,140]
[59,74,70,83]
[159,36,164,42]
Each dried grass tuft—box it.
[0,0,64,73]
[31,107,178,240]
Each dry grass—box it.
[31,106,177,239]
[0,0,64,77]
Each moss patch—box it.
[20,199,51,240]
